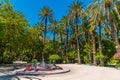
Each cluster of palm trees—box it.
[37,0,120,65]
[1,0,119,65]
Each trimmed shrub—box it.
[49,54,60,63]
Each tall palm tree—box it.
[38,6,53,61]
[68,1,83,64]
[105,0,120,52]
[82,16,90,44]
[61,16,70,62]
[90,0,120,54]
[49,20,58,42]
[89,1,105,66]
[57,23,66,59]
[49,19,58,56]
[89,22,97,65]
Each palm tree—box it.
[90,0,120,54]
[112,10,120,37]
[68,1,83,64]
[105,0,120,52]
[49,20,58,42]
[57,23,65,59]
[38,6,53,61]
[88,1,105,66]
[49,19,59,56]
[88,0,120,65]
[89,22,97,65]
[61,16,70,62]
[82,16,90,44]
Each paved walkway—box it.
[0,64,120,80]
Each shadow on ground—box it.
[0,74,42,80]
[0,68,42,80]
[0,74,20,80]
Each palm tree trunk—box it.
[76,14,81,64]
[42,17,47,61]
[92,30,97,65]
[106,6,120,52]
[98,22,104,66]
[44,17,47,45]
[84,31,89,43]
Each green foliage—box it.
[44,43,55,54]
[22,55,29,61]
[102,39,116,61]
[95,54,107,62]
[116,63,120,69]
[3,49,14,63]
[68,50,77,63]
[84,56,91,64]
[109,59,120,69]
[49,54,61,63]
[0,18,5,39]
[0,0,119,65]
[30,59,38,66]
[109,59,119,64]
[62,59,70,64]
[44,42,59,60]
[68,50,77,59]
[83,43,93,54]
[83,43,92,64]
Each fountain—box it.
[14,26,70,75]
[15,48,70,75]
[15,62,70,75]
[15,37,70,75]
[15,59,70,75]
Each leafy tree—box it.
[0,0,29,63]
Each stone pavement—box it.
[0,64,120,80]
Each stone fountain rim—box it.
[15,67,70,75]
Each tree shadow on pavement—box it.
[0,73,42,80]
[22,76,42,80]
[0,74,20,80]
[0,67,42,80]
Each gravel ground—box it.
[0,64,120,80]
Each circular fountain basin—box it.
[15,67,70,75]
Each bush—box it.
[96,54,107,62]
[68,50,78,63]
[83,43,92,64]
[116,63,120,69]
[84,56,92,64]
[30,59,38,66]
[22,55,28,61]
[62,59,70,64]
[49,54,60,63]
[109,59,119,65]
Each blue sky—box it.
[10,0,93,26]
